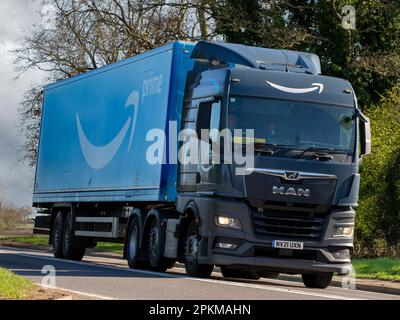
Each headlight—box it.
[215,216,242,229]
[333,226,354,238]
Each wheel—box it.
[184,221,214,278]
[147,219,172,272]
[62,212,86,261]
[52,211,64,259]
[220,266,260,280]
[257,271,280,279]
[302,273,333,289]
[126,216,148,269]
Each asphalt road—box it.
[0,246,399,300]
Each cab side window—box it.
[196,101,221,142]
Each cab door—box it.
[178,98,221,192]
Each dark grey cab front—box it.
[177,64,371,277]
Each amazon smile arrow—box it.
[76,91,140,170]
[266,81,324,94]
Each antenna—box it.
[281,50,289,72]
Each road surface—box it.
[0,246,398,300]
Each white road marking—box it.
[39,285,116,300]
[0,246,360,300]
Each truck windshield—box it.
[228,96,356,156]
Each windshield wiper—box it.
[253,142,299,156]
[297,146,348,159]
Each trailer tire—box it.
[52,211,64,259]
[126,216,148,269]
[220,266,260,280]
[147,219,172,272]
[301,273,333,289]
[184,221,214,278]
[62,212,86,261]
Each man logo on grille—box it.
[273,186,310,197]
[284,171,301,181]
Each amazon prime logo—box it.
[76,72,166,170]
[142,73,163,104]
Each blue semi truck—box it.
[33,41,371,288]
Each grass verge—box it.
[352,258,400,281]
[0,235,123,254]
[0,268,35,299]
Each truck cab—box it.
[175,41,371,287]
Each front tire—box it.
[52,211,64,259]
[302,273,333,289]
[184,221,214,278]
[62,212,86,261]
[220,266,260,280]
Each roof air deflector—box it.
[191,41,321,75]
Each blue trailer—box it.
[33,41,371,288]
[34,42,195,204]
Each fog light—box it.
[215,216,242,229]
[332,249,351,259]
[215,242,238,250]
[333,226,354,237]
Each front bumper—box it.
[199,244,353,275]
[179,195,355,275]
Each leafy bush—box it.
[356,84,400,257]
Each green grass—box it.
[0,268,35,299]
[1,235,123,254]
[93,242,123,254]
[1,235,49,246]
[353,258,400,281]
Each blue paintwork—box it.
[34,41,195,204]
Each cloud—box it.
[0,0,43,207]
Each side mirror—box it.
[359,111,371,157]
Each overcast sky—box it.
[0,0,44,207]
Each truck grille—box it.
[251,209,328,240]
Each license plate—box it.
[272,240,304,250]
